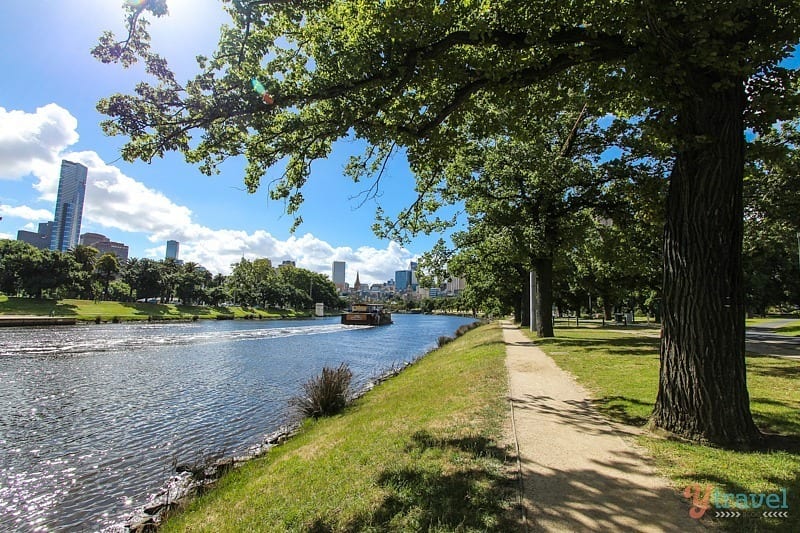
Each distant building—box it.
[395,270,413,292]
[50,160,87,251]
[166,240,180,260]
[332,261,346,291]
[279,260,296,268]
[353,272,362,293]
[80,232,129,261]
[17,222,53,250]
[445,277,466,296]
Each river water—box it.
[0,313,475,532]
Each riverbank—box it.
[0,296,310,322]
[0,315,77,326]
[157,322,516,531]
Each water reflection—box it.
[0,314,474,531]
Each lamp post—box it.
[797,231,800,272]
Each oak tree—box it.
[96,1,800,445]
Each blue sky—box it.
[0,0,446,282]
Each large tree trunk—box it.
[651,79,760,446]
[534,257,554,337]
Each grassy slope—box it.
[0,295,306,321]
[163,324,517,532]
[531,326,799,532]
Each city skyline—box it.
[0,1,457,284]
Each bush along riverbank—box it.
[119,321,513,532]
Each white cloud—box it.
[0,104,79,186]
[0,204,53,222]
[0,232,12,240]
[0,104,415,281]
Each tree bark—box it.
[534,257,554,337]
[651,79,761,446]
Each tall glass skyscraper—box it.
[50,160,88,252]
[332,261,346,290]
[166,240,180,260]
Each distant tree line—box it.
[0,241,344,311]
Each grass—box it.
[161,323,517,532]
[0,295,307,322]
[529,325,800,532]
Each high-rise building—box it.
[166,240,180,260]
[17,222,53,250]
[50,160,87,252]
[395,270,413,292]
[332,261,346,291]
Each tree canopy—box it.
[96,1,800,446]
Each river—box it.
[0,313,475,532]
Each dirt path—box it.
[503,322,706,532]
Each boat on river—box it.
[341,304,393,326]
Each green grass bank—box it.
[162,323,517,532]
[0,295,307,322]
[530,326,799,532]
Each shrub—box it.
[290,363,353,418]
[94,316,102,324]
[111,316,120,324]
[437,336,453,347]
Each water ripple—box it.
[0,315,475,531]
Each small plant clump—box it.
[291,363,353,419]
[437,335,453,347]
[455,321,481,337]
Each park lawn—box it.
[161,323,517,532]
[0,295,306,322]
[531,326,800,532]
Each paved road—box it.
[746,329,800,360]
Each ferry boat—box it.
[341,304,393,326]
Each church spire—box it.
[354,271,361,291]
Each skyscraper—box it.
[166,240,180,260]
[332,261,346,291]
[50,160,87,252]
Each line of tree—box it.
[95,1,800,446]
[0,240,344,311]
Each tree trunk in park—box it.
[534,257,554,338]
[520,273,530,327]
[603,299,613,321]
[651,80,761,446]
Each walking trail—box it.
[502,322,705,532]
